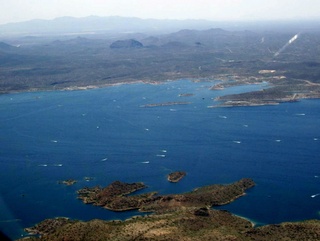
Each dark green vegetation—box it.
[1,26,320,106]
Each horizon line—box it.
[1,15,320,26]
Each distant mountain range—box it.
[1,16,319,37]
[0,16,220,36]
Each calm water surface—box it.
[0,80,319,239]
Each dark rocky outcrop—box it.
[194,207,210,217]
[110,39,143,49]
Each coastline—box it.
[232,213,257,228]
[2,76,320,108]
[21,178,258,240]
[0,79,159,95]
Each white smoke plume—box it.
[274,33,300,57]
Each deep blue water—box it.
[0,80,319,239]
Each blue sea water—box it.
[0,80,319,239]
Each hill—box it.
[110,39,143,49]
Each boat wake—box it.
[38,164,63,167]
[156,154,166,157]
[0,219,21,223]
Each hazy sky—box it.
[1,0,320,25]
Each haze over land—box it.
[1,0,320,25]
[1,1,319,104]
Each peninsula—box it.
[20,178,320,241]
[209,77,320,107]
[76,178,255,212]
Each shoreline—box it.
[2,77,320,108]
[0,78,201,96]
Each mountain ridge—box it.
[2,16,319,37]
[0,16,217,36]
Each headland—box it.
[19,178,320,240]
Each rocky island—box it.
[58,179,77,186]
[167,171,186,182]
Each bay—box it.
[0,80,319,239]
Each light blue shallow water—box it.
[0,80,319,239]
